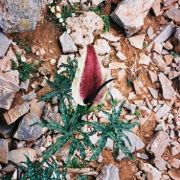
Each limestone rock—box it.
[148,70,158,83]
[100,32,120,42]
[66,11,104,46]
[147,131,170,158]
[0,32,12,58]
[97,164,119,180]
[168,169,180,180]
[164,0,178,6]
[116,51,127,61]
[94,39,111,55]
[165,8,180,25]
[153,53,167,71]
[92,0,104,7]
[111,0,155,36]
[0,138,9,164]
[156,103,171,119]
[128,34,145,49]
[109,87,124,101]
[152,0,161,17]
[30,99,45,118]
[172,27,180,54]
[141,163,161,180]
[0,71,19,110]
[117,131,144,160]
[147,23,175,51]
[133,79,144,95]
[59,32,77,53]
[158,73,175,99]
[3,102,30,125]
[8,148,36,164]
[139,53,151,66]
[148,87,158,99]
[0,0,47,33]
[14,113,43,141]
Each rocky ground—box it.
[0,0,180,179]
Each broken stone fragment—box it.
[13,113,43,141]
[146,131,170,158]
[156,103,171,119]
[0,32,12,58]
[147,23,175,51]
[116,51,127,61]
[0,71,19,110]
[148,87,158,99]
[117,131,144,160]
[111,0,155,36]
[92,0,104,7]
[97,164,119,180]
[165,8,180,25]
[128,34,145,49]
[168,169,180,180]
[8,148,36,164]
[0,0,47,33]
[141,163,161,180]
[59,32,77,53]
[3,101,30,125]
[109,87,124,101]
[172,27,180,54]
[66,11,104,46]
[148,70,158,83]
[109,62,127,69]
[30,99,45,118]
[133,79,144,95]
[0,138,9,164]
[152,0,161,17]
[153,53,167,71]
[139,53,151,66]
[164,0,178,6]
[100,32,120,42]
[158,73,175,100]
[94,39,111,55]
[154,156,167,171]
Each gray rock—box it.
[141,163,161,180]
[158,73,175,100]
[147,23,175,51]
[156,103,171,119]
[172,27,180,54]
[148,87,159,99]
[153,53,167,71]
[0,138,9,164]
[0,71,19,110]
[117,131,144,160]
[97,164,119,180]
[14,113,43,141]
[111,0,155,36]
[59,32,77,53]
[0,32,12,58]
[165,8,180,25]
[8,148,36,164]
[164,0,178,6]
[0,0,47,33]
[146,131,170,158]
[148,70,158,83]
[3,101,30,125]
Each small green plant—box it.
[11,54,39,82]
[41,57,77,102]
[19,157,62,180]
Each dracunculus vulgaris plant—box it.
[72,45,115,107]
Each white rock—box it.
[92,0,104,7]
[148,87,158,98]
[116,51,127,61]
[111,0,155,36]
[152,0,162,17]
[105,138,114,150]
[139,53,151,65]
[153,53,167,71]
[57,54,75,68]
[158,73,175,100]
[59,32,77,53]
[109,87,124,101]
[147,26,155,39]
[133,79,144,95]
[141,163,161,180]
[97,164,119,180]
[148,70,158,83]
[100,32,120,42]
[109,62,127,69]
[124,103,136,114]
[128,34,145,49]
[66,11,104,46]
[94,39,111,55]
[117,131,144,160]
[156,103,171,119]
[89,133,99,145]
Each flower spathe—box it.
[72,45,107,106]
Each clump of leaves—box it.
[89,100,137,160]
[41,57,77,102]
[19,157,62,180]
[90,6,110,32]
[11,54,39,82]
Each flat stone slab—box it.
[0,32,12,58]
[0,138,9,164]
